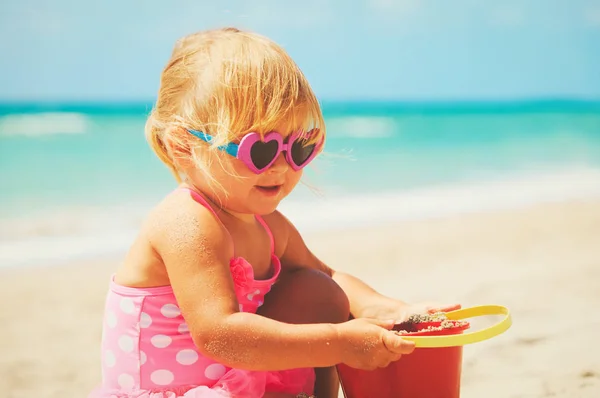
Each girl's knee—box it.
[258,268,350,325]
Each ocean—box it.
[1,100,600,268]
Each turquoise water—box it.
[1,100,600,266]
[2,100,600,215]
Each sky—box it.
[1,0,599,102]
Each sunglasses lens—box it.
[290,138,316,167]
[250,140,279,170]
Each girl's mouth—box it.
[255,185,282,196]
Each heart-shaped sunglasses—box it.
[187,129,323,174]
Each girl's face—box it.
[186,126,311,216]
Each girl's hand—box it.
[404,302,462,318]
[336,318,415,370]
[361,299,462,324]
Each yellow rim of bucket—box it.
[400,305,512,348]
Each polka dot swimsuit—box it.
[89,188,315,398]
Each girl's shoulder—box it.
[143,189,234,255]
[115,190,234,287]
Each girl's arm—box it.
[148,197,343,371]
[265,211,406,318]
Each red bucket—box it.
[336,305,512,398]
[337,319,470,398]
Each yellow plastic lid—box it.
[400,305,512,348]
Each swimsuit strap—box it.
[255,216,275,256]
[178,187,275,255]
[179,187,219,218]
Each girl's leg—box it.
[258,268,350,398]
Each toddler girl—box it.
[89,27,459,398]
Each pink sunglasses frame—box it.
[237,130,323,173]
[188,128,324,174]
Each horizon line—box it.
[1,96,600,105]
[1,97,600,115]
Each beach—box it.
[1,198,599,398]
[3,1,599,395]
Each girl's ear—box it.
[162,127,195,170]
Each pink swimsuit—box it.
[89,188,315,398]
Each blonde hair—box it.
[145,27,326,184]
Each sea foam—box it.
[0,112,91,137]
[1,167,600,269]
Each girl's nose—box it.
[268,152,290,173]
